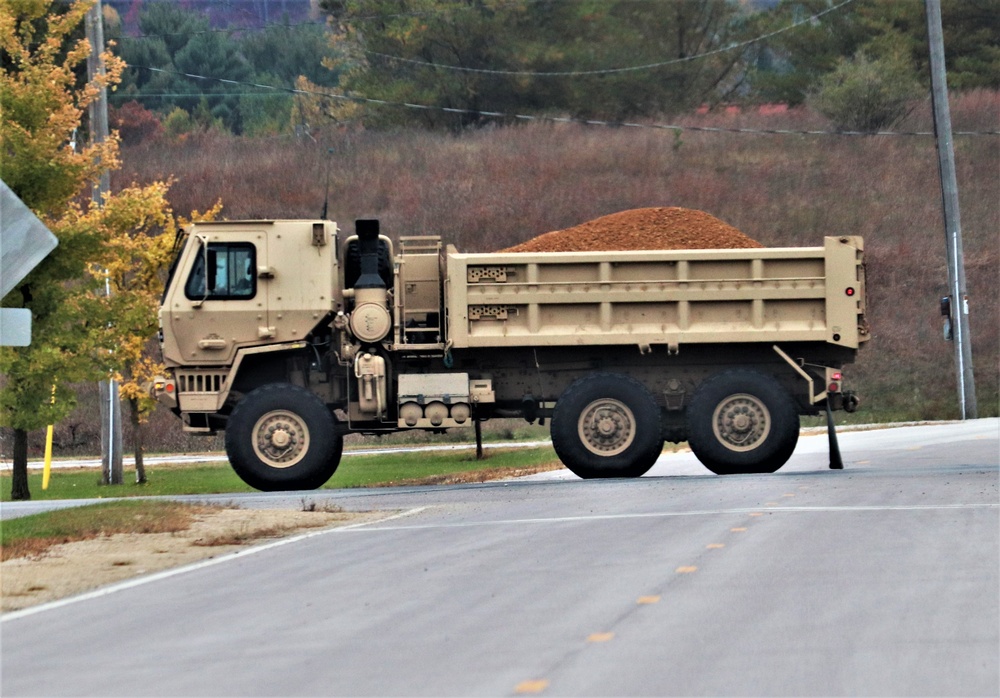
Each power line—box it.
[110,91,286,98]
[361,0,857,78]
[130,65,1000,137]
[116,18,329,42]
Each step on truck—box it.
[153,219,867,490]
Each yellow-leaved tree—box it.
[1,0,216,499]
[96,187,221,483]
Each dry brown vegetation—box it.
[1,501,210,561]
[22,92,998,458]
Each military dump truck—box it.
[153,219,867,491]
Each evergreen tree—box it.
[321,0,756,129]
[749,0,999,105]
[115,2,252,132]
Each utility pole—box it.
[924,0,977,420]
[86,0,123,483]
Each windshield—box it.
[160,228,190,305]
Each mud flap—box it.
[826,401,844,470]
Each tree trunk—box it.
[11,428,31,501]
[129,397,146,484]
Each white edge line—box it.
[1,506,427,623]
[337,502,1000,532]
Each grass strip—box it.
[1,500,210,561]
[1,447,563,501]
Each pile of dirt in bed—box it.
[499,207,762,252]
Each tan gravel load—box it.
[500,206,763,253]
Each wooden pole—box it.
[924,0,977,420]
[87,0,123,483]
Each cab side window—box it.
[185,243,256,300]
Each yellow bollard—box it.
[41,385,56,490]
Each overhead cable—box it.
[130,65,1000,138]
[362,0,857,77]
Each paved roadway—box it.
[2,420,997,696]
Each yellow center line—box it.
[782,493,795,497]
[676,566,698,573]
[637,595,661,604]
[588,632,615,642]
[706,543,725,549]
[748,512,764,517]
[515,679,549,694]
[731,527,747,532]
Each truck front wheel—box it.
[551,373,664,479]
[225,384,342,491]
[687,371,799,475]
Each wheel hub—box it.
[252,410,310,468]
[578,399,636,457]
[712,394,771,452]
[269,428,291,448]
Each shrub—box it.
[161,107,194,139]
[109,101,163,146]
[808,51,922,132]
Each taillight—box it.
[828,371,842,394]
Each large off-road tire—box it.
[551,373,664,479]
[687,370,799,475]
[225,384,342,491]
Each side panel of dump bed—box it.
[445,236,867,351]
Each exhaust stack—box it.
[354,219,385,290]
[349,219,391,343]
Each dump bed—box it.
[445,236,867,351]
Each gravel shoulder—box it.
[1,508,382,613]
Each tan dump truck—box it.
[153,219,867,490]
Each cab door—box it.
[161,229,270,366]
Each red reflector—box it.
[846,287,855,296]
[829,383,840,393]
[166,384,174,393]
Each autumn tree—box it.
[0,0,185,499]
[96,190,220,483]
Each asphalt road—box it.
[2,419,998,697]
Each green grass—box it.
[327,446,561,487]
[1,446,562,502]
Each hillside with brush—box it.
[11,94,998,457]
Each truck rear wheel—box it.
[551,373,664,479]
[687,370,799,475]
[225,384,342,491]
